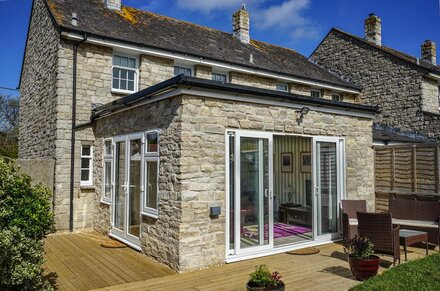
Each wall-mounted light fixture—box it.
[296,107,310,123]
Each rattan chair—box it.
[357,212,400,265]
[341,200,367,240]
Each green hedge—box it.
[0,159,54,290]
[352,253,440,291]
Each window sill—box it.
[111,89,137,95]
[80,185,95,190]
[141,211,158,219]
[100,200,112,206]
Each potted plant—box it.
[343,235,380,281]
[246,264,285,291]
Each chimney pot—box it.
[233,4,250,44]
[71,12,77,26]
[364,13,382,46]
[104,0,121,11]
[421,40,436,65]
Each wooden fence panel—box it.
[374,144,440,212]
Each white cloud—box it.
[253,0,320,40]
[175,0,245,14]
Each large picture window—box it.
[112,54,138,93]
[80,145,93,186]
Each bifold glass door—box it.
[229,131,273,255]
[313,137,345,240]
[112,134,143,246]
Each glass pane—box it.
[146,133,158,152]
[104,140,112,156]
[229,134,235,250]
[127,70,135,80]
[146,160,158,209]
[104,161,112,199]
[128,139,141,237]
[113,78,119,89]
[82,145,91,156]
[120,80,127,90]
[127,80,134,91]
[81,170,89,181]
[81,158,90,168]
[317,142,338,235]
[121,69,128,79]
[128,58,136,68]
[121,56,128,67]
[240,137,269,249]
[113,55,121,66]
[114,142,126,231]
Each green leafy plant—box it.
[0,159,54,290]
[0,159,54,240]
[344,235,375,259]
[248,264,284,288]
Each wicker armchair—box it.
[357,212,400,265]
[341,200,367,240]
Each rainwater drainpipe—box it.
[69,33,87,232]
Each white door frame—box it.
[110,133,144,248]
[227,130,274,256]
[312,137,346,242]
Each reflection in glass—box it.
[128,139,141,237]
[114,142,126,231]
[146,160,158,209]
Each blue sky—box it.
[1,0,439,97]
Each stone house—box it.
[311,14,440,140]
[19,0,377,271]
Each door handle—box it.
[264,189,269,198]
[314,186,319,196]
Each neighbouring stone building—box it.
[19,0,377,272]
[311,14,440,139]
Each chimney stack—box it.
[421,40,436,65]
[364,13,381,46]
[104,0,121,10]
[233,4,250,44]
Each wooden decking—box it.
[95,243,434,291]
[43,231,175,290]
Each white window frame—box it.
[212,71,229,83]
[80,144,93,186]
[111,53,139,95]
[142,130,160,217]
[332,93,343,102]
[174,65,193,77]
[276,83,289,92]
[311,90,321,98]
[102,139,113,204]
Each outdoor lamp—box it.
[296,107,310,120]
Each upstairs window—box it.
[174,66,192,77]
[80,145,93,186]
[332,93,343,102]
[311,90,321,98]
[112,55,137,93]
[212,73,227,83]
[276,83,288,92]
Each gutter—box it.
[69,33,88,232]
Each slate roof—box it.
[373,124,437,144]
[44,0,359,90]
[328,28,440,75]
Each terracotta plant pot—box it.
[246,282,285,291]
[348,255,380,281]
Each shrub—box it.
[0,159,54,290]
[344,235,375,259]
[0,159,54,240]
[248,264,284,288]
[0,227,52,290]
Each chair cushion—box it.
[349,218,358,226]
[392,219,439,229]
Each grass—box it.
[351,252,440,291]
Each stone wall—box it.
[19,0,58,161]
[421,77,439,114]
[139,55,174,89]
[93,97,183,271]
[178,94,374,271]
[194,65,212,79]
[311,30,439,137]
